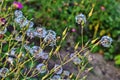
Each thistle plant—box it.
[75,13,86,49]
[0,0,113,80]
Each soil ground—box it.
[87,53,120,80]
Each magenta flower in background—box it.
[71,28,76,32]
[13,1,23,9]
[0,18,6,25]
[0,34,4,39]
[100,6,105,11]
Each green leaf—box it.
[2,44,9,52]
[91,46,100,53]
[115,55,120,60]
[114,55,120,65]
[115,60,120,65]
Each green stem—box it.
[81,25,84,49]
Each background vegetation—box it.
[0,0,120,79]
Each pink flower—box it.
[0,18,6,25]
[71,28,76,32]
[100,6,105,11]
[13,1,23,9]
[0,34,4,39]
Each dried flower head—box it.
[6,48,17,59]
[75,13,86,24]
[34,27,47,38]
[0,28,7,34]
[10,48,16,56]
[44,30,56,46]
[47,30,56,37]
[13,1,23,9]
[15,35,22,41]
[14,16,25,25]
[26,28,35,39]
[34,51,48,59]
[40,52,49,60]
[70,53,81,65]
[20,19,29,28]
[100,36,113,47]
[28,21,34,28]
[62,70,70,76]
[54,64,63,74]
[0,68,9,77]
[29,46,43,56]
[73,57,81,65]
[36,63,47,73]
[51,75,61,80]
[70,53,76,58]
[7,57,14,65]
[14,10,23,18]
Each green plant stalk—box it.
[81,25,84,49]
[42,46,88,80]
